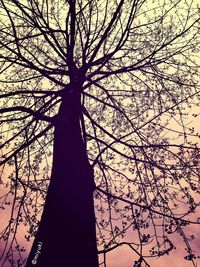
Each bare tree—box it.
[0,0,200,266]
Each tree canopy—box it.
[0,0,200,266]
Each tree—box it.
[0,0,200,266]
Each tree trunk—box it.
[26,89,98,267]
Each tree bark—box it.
[26,89,98,266]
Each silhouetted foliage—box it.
[0,0,200,266]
